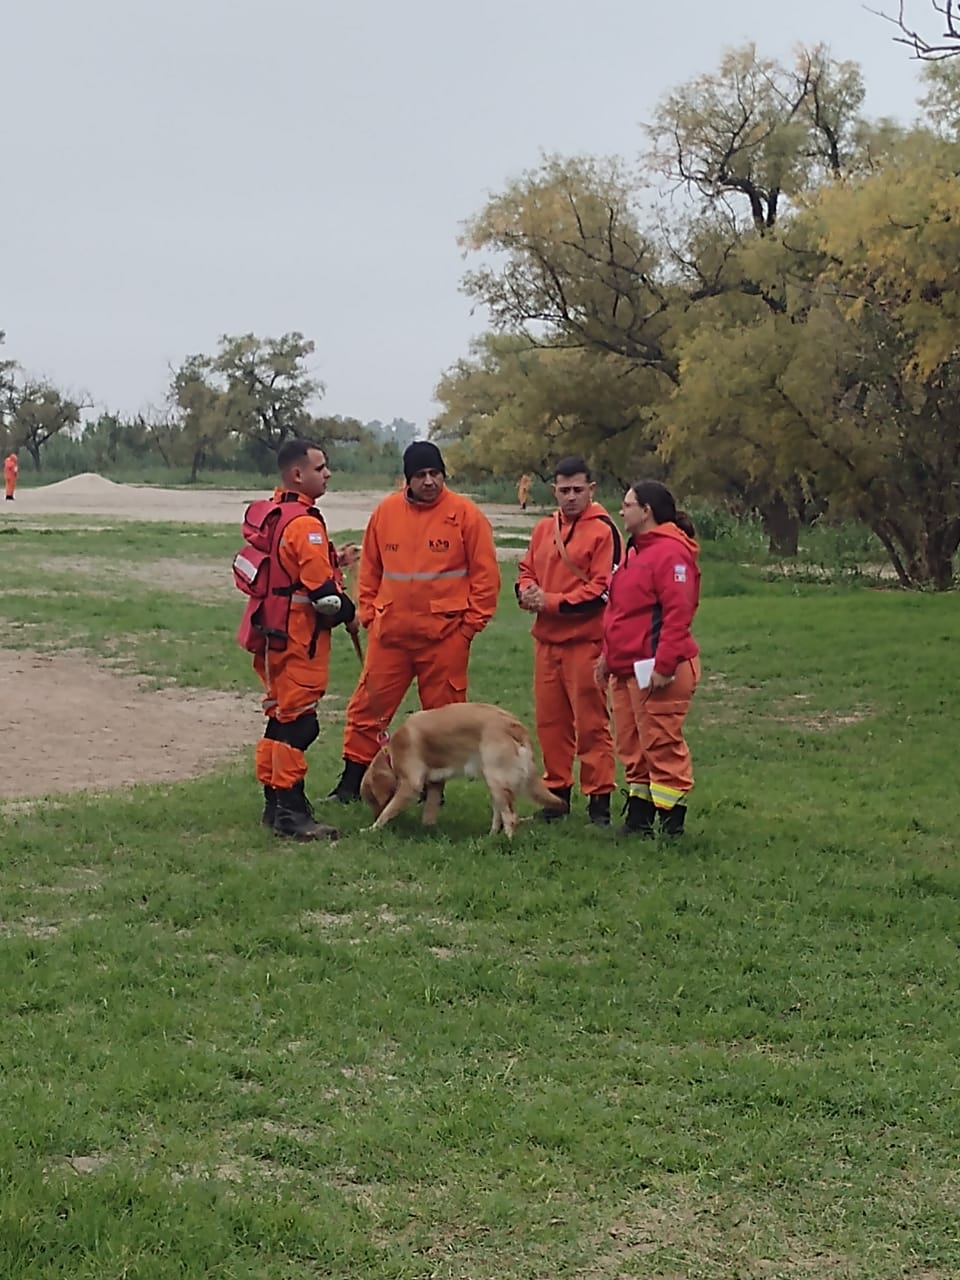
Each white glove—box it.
[312,594,342,617]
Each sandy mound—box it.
[37,472,123,495]
[0,649,260,800]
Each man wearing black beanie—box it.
[328,440,501,802]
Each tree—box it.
[0,332,19,451]
[211,332,323,453]
[664,130,960,587]
[433,332,662,484]
[462,155,680,384]
[794,138,960,587]
[642,43,875,551]
[167,333,323,478]
[170,355,238,482]
[655,309,822,556]
[7,381,86,470]
[647,44,866,233]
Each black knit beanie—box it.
[403,440,446,480]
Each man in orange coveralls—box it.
[4,453,18,500]
[328,440,501,802]
[516,455,621,826]
[253,439,359,840]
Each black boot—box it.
[587,793,611,827]
[539,785,571,821]
[274,781,339,841]
[328,758,367,804]
[657,804,687,837]
[260,785,277,828]
[621,793,656,838]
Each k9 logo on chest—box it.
[429,538,450,553]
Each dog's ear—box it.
[362,752,396,813]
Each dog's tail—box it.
[527,774,567,810]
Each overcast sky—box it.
[2,0,930,430]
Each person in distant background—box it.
[4,453,18,501]
[517,472,532,511]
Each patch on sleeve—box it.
[673,563,687,583]
[307,531,324,544]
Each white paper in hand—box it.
[633,658,655,689]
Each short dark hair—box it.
[553,455,592,482]
[277,438,324,473]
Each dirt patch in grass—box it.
[32,555,236,601]
[0,647,258,800]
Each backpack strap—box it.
[551,513,622,582]
[552,515,592,584]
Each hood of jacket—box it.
[635,521,700,558]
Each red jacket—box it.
[516,502,621,644]
[602,523,700,678]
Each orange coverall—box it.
[253,491,344,791]
[517,503,620,797]
[517,474,532,509]
[342,487,500,764]
[4,454,18,500]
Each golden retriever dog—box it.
[360,703,566,838]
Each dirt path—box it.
[0,649,262,802]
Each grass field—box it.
[1,519,958,1278]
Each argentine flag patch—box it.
[308,531,324,544]
[674,563,687,582]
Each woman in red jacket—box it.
[596,481,701,838]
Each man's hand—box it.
[593,654,609,688]
[345,617,361,637]
[649,670,674,691]
[519,584,546,612]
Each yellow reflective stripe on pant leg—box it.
[650,783,685,810]
[628,783,652,801]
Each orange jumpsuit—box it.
[4,454,17,500]
[342,487,500,764]
[253,490,346,791]
[517,474,532,510]
[517,503,620,797]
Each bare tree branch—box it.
[874,0,960,59]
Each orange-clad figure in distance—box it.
[517,472,532,511]
[4,453,18,501]
[328,440,501,802]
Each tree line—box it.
[432,42,960,590]
[0,331,415,481]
